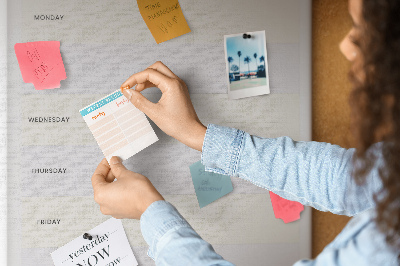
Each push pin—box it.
[120,85,130,93]
[243,33,252,39]
[83,233,95,240]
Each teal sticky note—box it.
[189,160,233,208]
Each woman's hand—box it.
[91,157,164,219]
[120,61,206,151]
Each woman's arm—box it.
[202,124,382,216]
[141,201,234,265]
[91,157,234,265]
[119,61,382,217]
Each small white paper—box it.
[51,218,138,266]
[79,89,158,162]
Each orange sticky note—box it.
[14,41,66,90]
[269,191,304,223]
[137,0,191,44]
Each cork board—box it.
[312,0,353,258]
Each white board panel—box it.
[6,0,312,265]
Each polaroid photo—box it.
[224,30,270,100]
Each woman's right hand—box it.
[120,61,207,151]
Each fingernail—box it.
[110,156,122,165]
[124,89,133,100]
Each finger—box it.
[121,89,158,116]
[105,169,116,183]
[136,61,180,91]
[91,158,111,189]
[147,61,178,79]
[135,81,156,92]
[121,68,173,94]
[100,206,111,216]
[109,156,130,179]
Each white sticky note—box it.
[79,90,158,162]
[51,218,138,266]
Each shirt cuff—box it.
[201,124,245,176]
[140,200,192,260]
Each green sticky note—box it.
[189,160,233,208]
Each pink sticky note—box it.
[14,41,66,90]
[269,191,304,223]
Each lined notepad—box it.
[79,90,158,162]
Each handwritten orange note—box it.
[14,41,66,90]
[137,0,191,44]
[269,191,304,223]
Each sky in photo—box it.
[226,32,266,73]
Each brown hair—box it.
[350,0,400,252]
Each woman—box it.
[91,0,400,264]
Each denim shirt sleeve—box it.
[201,124,382,216]
[140,200,234,265]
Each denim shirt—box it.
[140,124,399,265]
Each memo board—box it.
[5,0,312,265]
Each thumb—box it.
[122,89,155,115]
[109,156,129,179]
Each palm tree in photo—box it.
[260,55,266,73]
[227,56,234,83]
[253,53,258,75]
[237,51,242,77]
[227,56,234,73]
[244,56,251,78]
[231,64,239,73]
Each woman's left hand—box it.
[91,157,164,219]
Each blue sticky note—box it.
[189,160,233,208]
